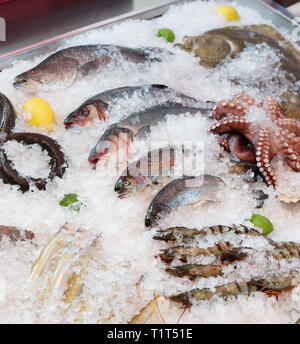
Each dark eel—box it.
[0,93,67,191]
[0,92,16,134]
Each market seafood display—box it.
[64,84,209,129]
[1,0,300,325]
[209,93,300,187]
[13,45,170,90]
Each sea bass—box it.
[64,84,212,129]
[13,45,170,90]
[144,174,224,227]
[88,105,209,165]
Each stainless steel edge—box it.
[0,0,299,70]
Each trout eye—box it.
[122,180,131,187]
[80,107,89,117]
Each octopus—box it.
[209,93,300,188]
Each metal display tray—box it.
[0,0,299,70]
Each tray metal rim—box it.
[0,0,299,69]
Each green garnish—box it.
[157,28,175,42]
[245,214,274,236]
[59,193,84,212]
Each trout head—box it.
[88,126,133,165]
[64,101,108,130]
[13,55,80,90]
[145,203,172,228]
[114,173,147,199]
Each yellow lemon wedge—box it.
[217,6,240,22]
[23,97,55,130]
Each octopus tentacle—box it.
[290,136,300,154]
[209,116,250,136]
[256,130,277,187]
[277,118,300,136]
[218,138,230,151]
[282,139,300,171]
[263,96,284,120]
[212,100,247,121]
[233,93,258,106]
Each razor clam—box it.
[30,223,74,280]
[64,84,212,129]
[63,237,100,304]
[169,276,299,306]
[144,175,224,227]
[88,105,208,165]
[13,45,170,90]
[114,146,190,198]
[129,296,166,324]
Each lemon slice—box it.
[23,97,55,130]
[217,6,240,22]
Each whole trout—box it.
[14,45,170,90]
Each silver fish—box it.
[13,45,170,90]
[114,146,189,198]
[88,105,208,165]
[64,84,211,129]
[145,174,224,227]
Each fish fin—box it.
[78,60,100,77]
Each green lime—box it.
[157,28,175,43]
[245,214,274,236]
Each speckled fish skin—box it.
[13,45,170,89]
[64,84,210,129]
[145,175,224,227]
[88,105,208,165]
[114,146,188,198]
